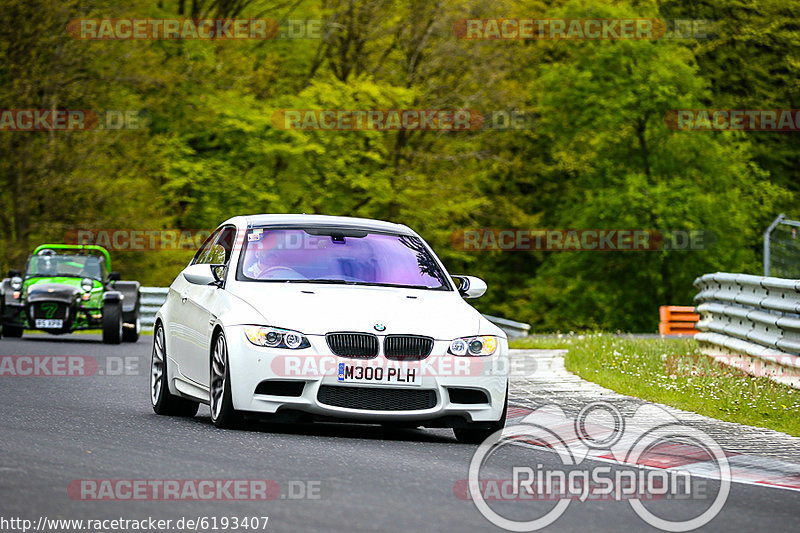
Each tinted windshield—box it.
[237,228,450,290]
[25,254,103,280]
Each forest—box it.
[1,0,797,331]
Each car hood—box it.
[26,281,81,304]
[226,282,488,339]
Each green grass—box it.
[508,334,579,350]
[512,333,800,436]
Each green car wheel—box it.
[102,300,123,345]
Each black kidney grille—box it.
[325,333,379,358]
[317,385,437,411]
[383,335,434,361]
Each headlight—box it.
[81,278,94,292]
[448,335,498,356]
[244,326,310,349]
[10,276,23,291]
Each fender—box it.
[103,291,123,304]
[113,281,140,314]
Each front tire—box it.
[151,323,199,417]
[3,325,23,338]
[453,386,508,444]
[102,300,123,344]
[210,331,242,429]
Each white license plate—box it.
[337,362,420,386]
[35,319,63,329]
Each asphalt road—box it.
[0,334,798,532]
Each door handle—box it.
[180,290,188,304]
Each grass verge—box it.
[510,333,800,436]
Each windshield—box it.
[237,228,450,290]
[25,254,103,280]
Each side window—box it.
[207,227,236,265]
[205,243,226,265]
[196,226,236,266]
[192,228,222,265]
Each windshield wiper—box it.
[280,279,438,290]
[283,279,359,285]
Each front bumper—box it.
[225,326,509,426]
[2,301,102,332]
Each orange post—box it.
[659,305,699,336]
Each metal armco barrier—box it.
[139,287,531,339]
[693,272,800,388]
[658,305,699,335]
[480,314,531,339]
[140,287,169,329]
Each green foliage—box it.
[0,0,796,323]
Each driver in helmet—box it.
[36,255,57,276]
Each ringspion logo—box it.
[465,402,730,531]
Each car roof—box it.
[222,214,416,236]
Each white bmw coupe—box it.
[151,214,508,443]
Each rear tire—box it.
[453,385,508,444]
[210,331,243,429]
[151,323,199,417]
[122,313,140,343]
[102,300,123,344]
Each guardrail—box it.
[480,314,531,339]
[693,272,800,388]
[139,287,531,339]
[140,287,169,329]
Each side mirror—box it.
[8,269,21,278]
[211,264,226,287]
[10,276,23,291]
[183,264,216,286]
[453,275,487,299]
[108,272,121,282]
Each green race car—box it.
[0,244,140,344]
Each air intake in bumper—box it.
[317,385,437,411]
[254,380,305,397]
